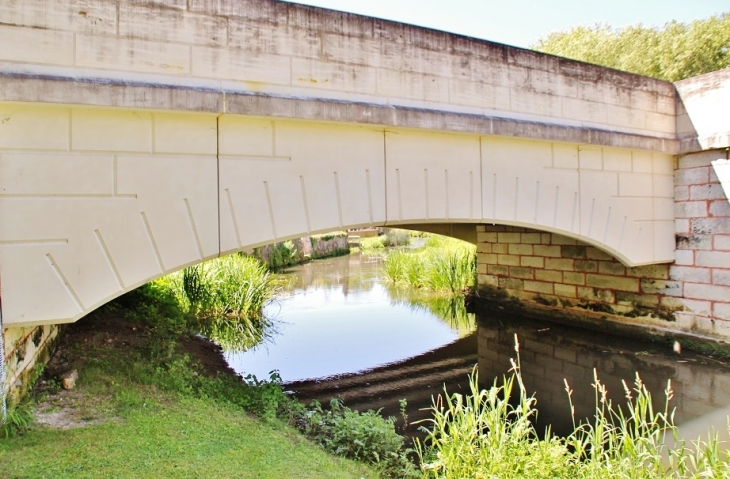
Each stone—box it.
[61,370,79,390]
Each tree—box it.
[532,12,730,81]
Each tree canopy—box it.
[532,12,730,82]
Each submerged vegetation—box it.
[417,337,730,479]
[383,235,476,294]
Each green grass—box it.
[0,397,378,479]
[156,253,278,352]
[382,236,476,293]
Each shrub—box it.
[297,398,417,478]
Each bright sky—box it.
[286,0,728,49]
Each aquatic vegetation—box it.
[383,237,476,293]
[156,254,279,352]
[388,289,476,335]
[417,336,730,478]
[358,229,412,250]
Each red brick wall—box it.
[475,147,730,340]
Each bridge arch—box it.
[0,103,673,327]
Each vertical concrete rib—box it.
[224,188,242,249]
[334,171,344,228]
[263,181,277,240]
[94,229,124,288]
[366,169,374,225]
[184,198,205,260]
[300,175,312,233]
[140,211,165,273]
[45,253,84,312]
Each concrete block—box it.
[689,217,730,235]
[715,236,730,251]
[72,109,152,153]
[0,104,70,151]
[674,186,690,201]
[545,258,574,271]
[674,249,694,265]
[521,256,544,268]
[578,146,603,170]
[675,201,708,218]
[536,269,563,282]
[714,303,730,321]
[378,69,449,103]
[696,251,730,268]
[499,277,524,290]
[509,267,534,279]
[599,261,626,276]
[554,283,577,298]
[154,113,217,155]
[640,279,682,296]
[586,247,614,261]
[551,234,579,245]
[119,4,227,46]
[534,245,561,257]
[563,272,585,285]
[497,254,521,266]
[0,0,118,35]
[675,167,710,186]
[76,34,191,75]
[618,172,652,197]
[586,274,640,293]
[477,232,498,243]
[709,200,730,217]
[508,244,533,255]
[670,266,710,283]
[632,150,653,173]
[676,234,713,250]
[480,253,498,264]
[228,19,321,58]
[684,283,730,302]
[574,260,598,273]
[626,264,669,279]
[712,269,730,286]
[689,184,727,201]
[603,148,632,172]
[0,152,113,196]
[521,233,542,244]
[496,232,522,243]
[524,280,554,294]
[0,25,74,66]
[478,274,499,287]
[194,47,291,85]
[675,219,690,234]
[488,264,509,276]
[477,243,492,253]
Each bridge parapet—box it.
[0,0,678,152]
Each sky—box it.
[285,0,728,49]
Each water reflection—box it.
[219,250,730,444]
[224,253,472,381]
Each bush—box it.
[297,399,417,478]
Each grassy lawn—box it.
[0,396,376,479]
[0,292,380,479]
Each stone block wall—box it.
[3,324,61,407]
[476,147,730,341]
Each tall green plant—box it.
[417,335,730,478]
[156,254,279,352]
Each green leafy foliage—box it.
[297,398,417,478]
[533,12,730,81]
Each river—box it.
[223,250,730,442]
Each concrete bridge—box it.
[2,0,730,399]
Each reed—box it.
[382,237,476,293]
[416,335,730,478]
[157,254,279,351]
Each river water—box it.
[224,251,730,442]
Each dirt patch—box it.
[33,314,238,430]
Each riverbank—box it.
[0,305,380,478]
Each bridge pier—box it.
[475,147,730,342]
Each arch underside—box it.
[0,105,675,327]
